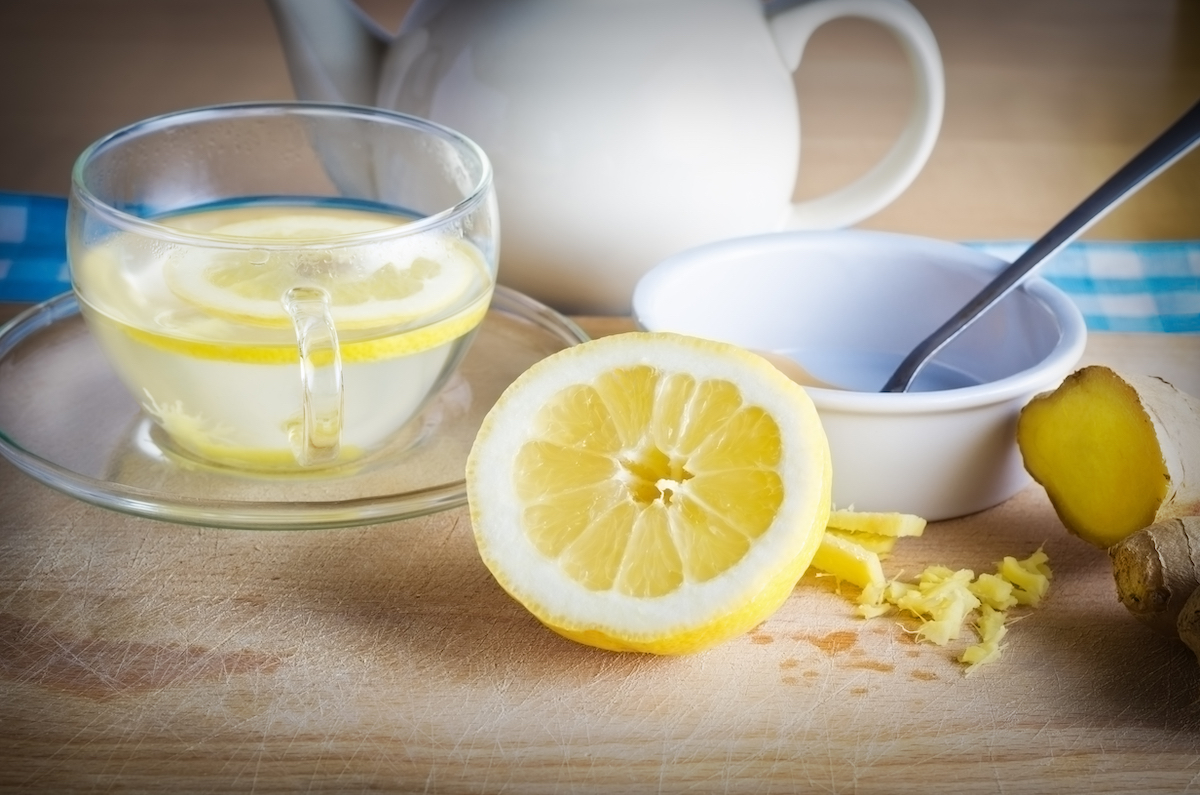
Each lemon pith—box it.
[466,332,832,655]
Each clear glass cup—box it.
[68,103,498,472]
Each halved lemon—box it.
[162,209,484,329]
[466,332,833,655]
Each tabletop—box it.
[2,2,1200,793]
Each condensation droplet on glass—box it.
[248,248,269,264]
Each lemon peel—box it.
[121,294,488,364]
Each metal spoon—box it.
[881,97,1200,393]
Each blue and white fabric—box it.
[2,191,1197,332]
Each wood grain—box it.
[1,321,1198,794]
[2,2,1199,792]
[2,440,1199,793]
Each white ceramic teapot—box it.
[269,0,944,314]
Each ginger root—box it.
[1178,586,1200,664]
[1110,517,1200,637]
[1017,366,1200,548]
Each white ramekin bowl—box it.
[632,230,1087,521]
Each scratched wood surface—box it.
[1,321,1199,794]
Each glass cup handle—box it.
[283,286,343,466]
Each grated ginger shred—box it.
[854,547,1052,673]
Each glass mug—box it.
[68,103,499,472]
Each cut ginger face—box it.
[1017,366,1172,548]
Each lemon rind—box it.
[121,296,489,365]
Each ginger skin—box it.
[1178,586,1200,664]
[1110,517,1200,638]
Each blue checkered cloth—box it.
[1,191,1198,332]
[968,240,1200,333]
[0,191,70,303]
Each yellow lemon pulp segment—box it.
[466,332,832,655]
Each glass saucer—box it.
[0,287,588,529]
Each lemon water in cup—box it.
[68,104,498,472]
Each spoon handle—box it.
[881,97,1200,393]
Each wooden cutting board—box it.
[2,319,1199,794]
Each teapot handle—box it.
[769,0,944,229]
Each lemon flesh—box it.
[466,332,832,655]
[162,208,484,330]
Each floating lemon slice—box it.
[163,210,483,330]
[466,332,833,655]
[203,213,398,241]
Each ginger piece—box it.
[1110,517,1200,637]
[1017,366,1200,548]
[854,579,914,619]
[969,572,1018,611]
[814,510,925,580]
[811,531,885,590]
[895,567,980,645]
[999,550,1052,607]
[825,528,897,558]
[855,582,893,619]
[826,510,926,537]
[883,579,917,604]
[960,605,1008,671]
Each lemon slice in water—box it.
[466,332,833,655]
[163,209,483,329]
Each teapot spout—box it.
[267,0,389,106]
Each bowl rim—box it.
[632,229,1088,414]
